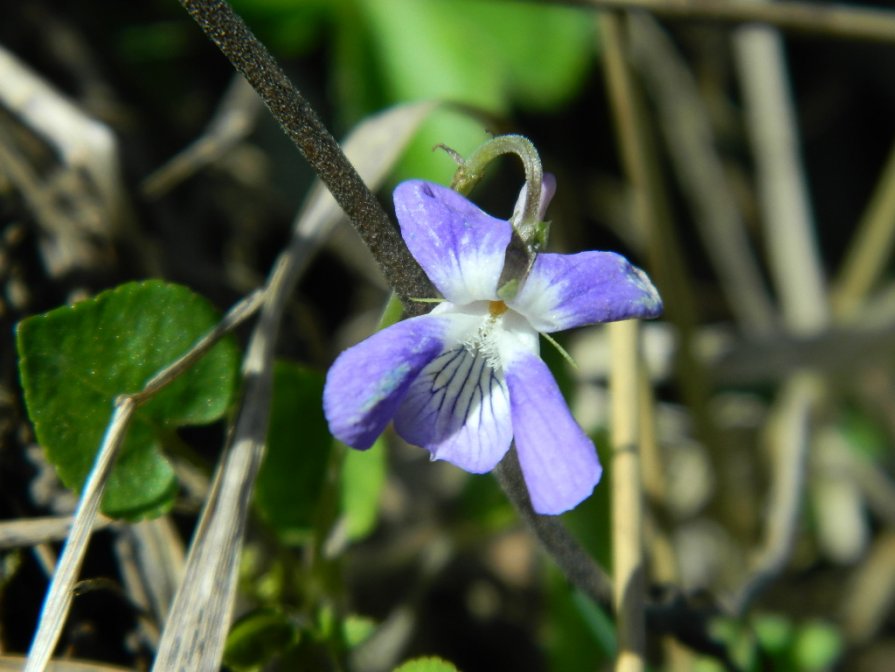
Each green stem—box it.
[445,134,546,297]
[448,134,544,242]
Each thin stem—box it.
[22,290,265,672]
[609,320,645,672]
[628,13,776,337]
[730,5,829,612]
[732,373,819,615]
[446,134,545,297]
[600,3,735,535]
[24,401,136,672]
[151,187,322,669]
[544,0,895,44]
[137,288,266,401]
[177,0,433,312]
[832,140,895,321]
[142,74,262,199]
[151,276,282,670]
[449,134,543,236]
[151,98,438,670]
[493,451,614,606]
[0,517,111,551]
[734,14,829,335]
[494,410,736,663]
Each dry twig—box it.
[23,290,265,672]
[550,0,895,44]
[150,101,438,670]
[731,8,829,614]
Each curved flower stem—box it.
[493,449,614,605]
[445,134,546,297]
[492,458,737,661]
[448,134,544,243]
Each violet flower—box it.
[323,179,662,514]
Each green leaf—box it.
[456,466,515,531]
[360,0,505,109]
[228,0,332,56]
[753,613,795,657]
[343,614,377,648]
[360,0,593,108]
[392,110,493,184]
[223,608,300,672]
[432,1,595,111]
[545,574,612,671]
[16,280,239,519]
[255,362,331,543]
[393,657,460,672]
[707,616,759,672]
[792,621,843,671]
[340,436,386,541]
[562,428,612,570]
[839,407,888,461]
[355,0,594,181]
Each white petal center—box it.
[393,301,540,472]
[432,300,540,373]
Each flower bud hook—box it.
[438,134,548,298]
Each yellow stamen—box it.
[489,300,508,317]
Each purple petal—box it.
[324,314,448,450]
[510,251,662,333]
[394,180,511,304]
[511,172,557,225]
[394,346,512,473]
[505,352,602,515]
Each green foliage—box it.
[562,429,613,570]
[255,362,331,543]
[223,608,301,672]
[228,0,330,56]
[254,359,387,542]
[791,620,843,671]
[571,589,617,658]
[359,0,593,111]
[707,616,760,671]
[239,542,287,605]
[456,466,515,531]
[697,614,844,672]
[356,0,595,181]
[1,552,22,592]
[393,656,460,672]
[219,0,595,182]
[340,436,386,540]
[116,21,193,63]
[753,613,795,658]
[16,280,239,519]
[839,406,889,461]
[545,575,613,670]
[343,613,377,648]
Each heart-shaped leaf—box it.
[393,657,460,672]
[16,280,240,518]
